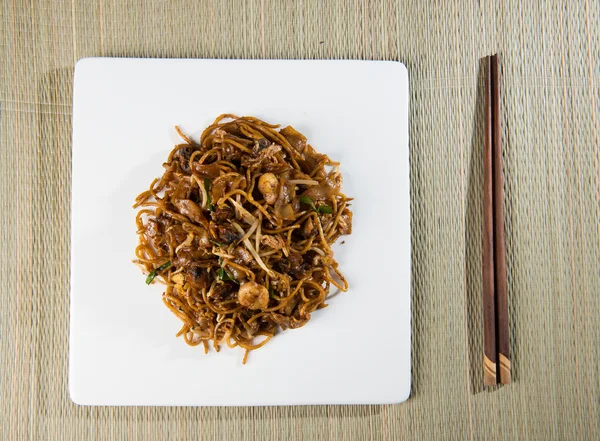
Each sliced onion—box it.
[301,184,337,201]
[288,179,319,186]
[274,203,295,220]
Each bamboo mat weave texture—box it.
[1,1,599,440]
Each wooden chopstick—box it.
[482,54,511,386]
[482,55,497,386]
[491,54,511,384]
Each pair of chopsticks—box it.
[482,54,510,386]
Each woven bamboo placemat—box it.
[1,1,599,440]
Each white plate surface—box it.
[70,58,411,406]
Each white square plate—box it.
[70,58,411,406]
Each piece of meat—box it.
[156,212,172,229]
[287,253,304,275]
[185,265,209,290]
[146,219,160,237]
[188,265,205,280]
[192,162,221,178]
[302,250,320,267]
[174,145,194,173]
[261,162,290,174]
[208,175,246,206]
[274,252,307,279]
[211,205,233,223]
[210,178,227,202]
[173,249,210,268]
[210,282,236,301]
[253,138,270,154]
[172,178,193,200]
[148,235,168,255]
[172,199,207,226]
[168,224,188,244]
[280,126,307,153]
[218,225,241,244]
